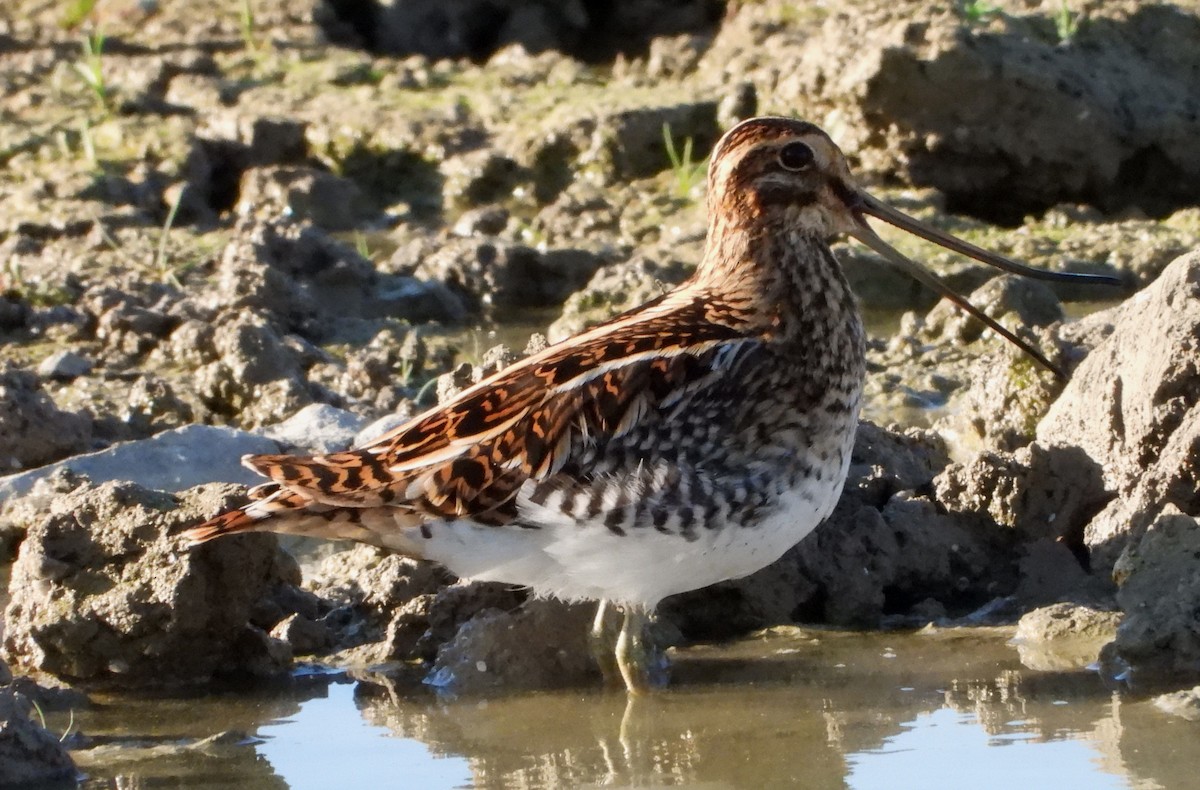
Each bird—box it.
[184,117,1117,693]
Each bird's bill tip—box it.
[852,191,1122,287]
[845,195,1071,378]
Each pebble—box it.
[36,350,92,380]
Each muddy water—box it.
[45,627,1195,789]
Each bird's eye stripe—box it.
[779,142,814,171]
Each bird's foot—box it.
[589,600,624,687]
[615,606,668,694]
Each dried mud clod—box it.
[2,480,302,685]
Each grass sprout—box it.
[958,0,1000,24]
[240,0,259,53]
[662,123,707,200]
[73,28,109,109]
[61,0,97,29]
[354,231,373,260]
[154,188,186,285]
[1054,1,1080,43]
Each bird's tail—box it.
[182,483,309,545]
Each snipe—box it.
[184,117,1116,692]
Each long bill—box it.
[849,192,1123,379]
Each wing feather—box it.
[234,292,759,526]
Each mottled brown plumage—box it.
[184,117,1116,692]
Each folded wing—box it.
[186,292,758,541]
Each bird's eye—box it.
[778,142,814,171]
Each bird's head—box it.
[705,117,861,239]
[702,116,1122,376]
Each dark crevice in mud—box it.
[880,584,987,620]
[338,147,445,219]
[941,184,1042,229]
[789,587,827,625]
[188,139,251,216]
[880,585,917,617]
[940,158,1200,234]
[1109,145,1198,220]
[665,587,760,642]
[1063,494,1117,575]
[316,0,727,63]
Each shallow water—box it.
[48,626,1197,789]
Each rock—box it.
[0,685,76,785]
[584,102,720,183]
[427,599,595,692]
[736,1,1200,222]
[923,275,1064,346]
[933,443,1110,543]
[323,575,530,670]
[326,325,429,410]
[35,350,92,381]
[354,413,410,447]
[1015,539,1112,609]
[847,421,953,496]
[1014,602,1122,644]
[441,150,528,209]
[2,481,300,684]
[192,313,316,428]
[203,235,316,334]
[0,424,281,502]
[550,254,690,340]
[903,273,1071,452]
[119,376,199,436]
[182,115,310,217]
[1012,602,1121,670]
[372,274,469,325]
[0,469,90,556]
[263,404,367,454]
[237,166,376,231]
[1109,506,1200,676]
[838,246,939,312]
[415,580,527,659]
[201,218,387,338]
[91,292,174,360]
[270,614,333,655]
[508,99,720,201]
[306,546,450,613]
[304,545,452,656]
[0,363,93,473]
[933,352,1061,453]
[245,117,309,165]
[1038,251,1200,571]
[798,493,1011,627]
[433,342,532,407]
[523,180,623,245]
[411,238,608,317]
[1153,686,1200,722]
[451,206,510,237]
[2,672,88,716]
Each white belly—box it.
[405,468,848,610]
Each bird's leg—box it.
[589,599,623,686]
[591,599,610,641]
[615,605,653,694]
